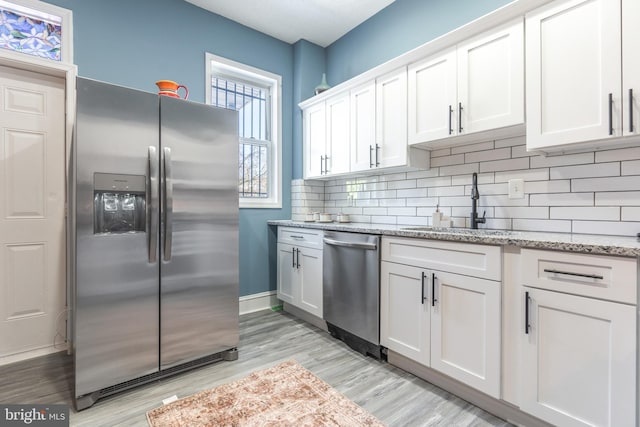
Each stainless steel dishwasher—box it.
[323,230,383,359]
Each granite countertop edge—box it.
[268,220,640,257]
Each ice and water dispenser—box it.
[93,173,146,234]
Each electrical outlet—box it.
[508,179,524,199]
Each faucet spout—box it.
[470,172,485,229]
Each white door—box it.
[350,82,376,172]
[408,48,457,144]
[276,243,296,304]
[457,19,524,135]
[622,0,640,136]
[526,0,621,150]
[0,65,66,361]
[303,102,326,178]
[380,261,429,365]
[521,288,636,427]
[376,68,407,168]
[325,93,350,175]
[298,247,322,318]
[430,270,501,398]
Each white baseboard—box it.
[239,291,280,315]
[0,345,68,367]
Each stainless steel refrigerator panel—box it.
[323,231,380,345]
[74,78,160,397]
[159,96,239,369]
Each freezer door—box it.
[74,78,160,397]
[159,96,239,368]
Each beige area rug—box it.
[147,360,386,427]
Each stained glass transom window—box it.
[0,0,62,61]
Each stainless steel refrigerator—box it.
[70,77,239,410]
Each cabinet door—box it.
[326,94,350,175]
[521,288,636,427]
[303,102,326,178]
[430,271,501,398]
[350,82,376,172]
[376,68,408,168]
[622,0,640,137]
[526,0,622,150]
[380,262,430,366]
[277,243,297,304]
[298,247,323,318]
[457,19,524,136]
[408,48,457,144]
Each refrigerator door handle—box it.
[148,146,159,263]
[162,147,174,261]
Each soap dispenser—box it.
[432,204,442,227]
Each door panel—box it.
[430,271,501,398]
[0,65,65,361]
[160,97,239,369]
[350,82,376,172]
[74,78,160,395]
[380,261,429,365]
[522,288,636,427]
[277,243,296,304]
[304,103,325,178]
[376,69,407,168]
[298,248,322,318]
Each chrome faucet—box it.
[470,172,486,229]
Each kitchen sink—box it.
[402,227,514,236]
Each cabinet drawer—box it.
[278,227,323,249]
[521,249,637,304]
[381,237,501,281]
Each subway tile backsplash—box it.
[291,137,640,236]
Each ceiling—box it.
[184,0,395,47]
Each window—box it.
[206,53,282,209]
[0,0,72,63]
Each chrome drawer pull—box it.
[289,235,305,239]
[543,269,604,280]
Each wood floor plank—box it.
[0,310,513,426]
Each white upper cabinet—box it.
[303,102,326,179]
[350,82,377,172]
[525,0,624,150]
[303,93,350,179]
[622,0,640,137]
[408,19,524,146]
[375,68,409,168]
[326,93,351,175]
[408,48,457,143]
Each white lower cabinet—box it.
[518,248,637,427]
[521,288,636,427]
[277,228,323,318]
[381,237,502,398]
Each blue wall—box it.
[326,0,512,85]
[46,0,293,297]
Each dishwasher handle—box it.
[323,237,378,250]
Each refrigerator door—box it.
[159,96,239,368]
[74,78,160,397]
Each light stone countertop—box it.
[268,220,640,257]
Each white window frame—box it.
[206,52,282,209]
[0,0,73,64]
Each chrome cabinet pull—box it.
[629,88,634,133]
[458,102,463,133]
[375,144,380,167]
[431,273,437,307]
[162,147,173,261]
[369,145,374,168]
[147,146,158,263]
[421,272,426,305]
[448,105,453,135]
[543,268,604,280]
[292,247,296,268]
[608,93,614,135]
[525,291,530,335]
[296,248,300,268]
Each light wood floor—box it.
[0,310,513,426]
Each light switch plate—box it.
[508,179,524,199]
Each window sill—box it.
[240,199,282,209]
